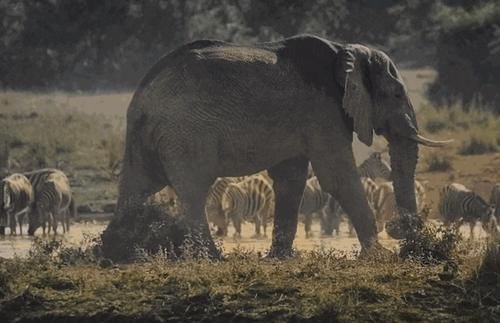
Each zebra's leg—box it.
[253,214,262,238]
[267,156,309,258]
[60,211,67,234]
[42,215,47,235]
[66,215,70,233]
[18,212,24,236]
[469,221,475,240]
[8,211,16,236]
[262,207,271,238]
[304,212,313,238]
[232,213,242,240]
[65,209,70,233]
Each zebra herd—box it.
[204,152,397,238]
[0,168,76,236]
[203,152,500,240]
[1,158,498,241]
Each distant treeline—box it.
[1,0,499,112]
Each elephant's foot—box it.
[264,246,295,260]
[183,229,222,260]
[359,241,396,262]
[265,237,296,259]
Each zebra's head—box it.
[361,152,392,180]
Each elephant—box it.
[102,34,451,259]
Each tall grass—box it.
[0,106,124,172]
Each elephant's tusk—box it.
[409,134,454,147]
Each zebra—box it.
[221,174,274,238]
[300,176,342,237]
[357,152,392,181]
[490,183,500,220]
[26,169,76,235]
[372,181,396,233]
[345,177,379,234]
[414,180,427,215]
[320,196,343,236]
[0,173,34,235]
[205,177,243,236]
[439,183,496,239]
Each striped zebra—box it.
[205,177,244,236]
[0,173,34,235]
[320,196,343,236]
[358,152,392,181]
[346,177,379,234]
[490,183,500,220]
[372,181,396,233]
[25,169,76,235]
[221,174,274,238]
[300,176,342,237]
[439,183,496,239]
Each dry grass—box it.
[0,94,125,207]
[0,237,496,322]
[424,153,453,172]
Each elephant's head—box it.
[336,44,452,238]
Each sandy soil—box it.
[0,217,491,259]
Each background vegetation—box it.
[2,0,500,113]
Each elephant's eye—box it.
[394,93,403,99]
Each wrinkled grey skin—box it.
[103,34,449,259]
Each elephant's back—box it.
[135,39,229,93]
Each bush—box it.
[459,134,499,155]
[425,153,453,172]
[425,119,449,134]
[478,238,500,283]
[429,2,500,113]
[399,221,462,263]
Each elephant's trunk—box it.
[386,135,419,239]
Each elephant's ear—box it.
[339,46,374,146]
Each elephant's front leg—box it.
[311,155,382,252]
[267,156,309,258]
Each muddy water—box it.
[0,219,489,259]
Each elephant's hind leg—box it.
[167,170,221,259]
[267,156,309,258]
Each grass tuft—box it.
[425,153,453,171]
[459,134,499,155]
